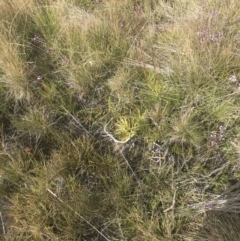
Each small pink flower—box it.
[211,34,218,41]
[219,134,225,141]
[219,125,226,133]
[135,7,142,16]
[67,82,74,88]
[210,140,218,148]
[229,75,237,83]
[62,57,68,63]
[210,131,217,139]
[212,10,218,17]
[47,47,53,53]
[206,202,213,210]
[33,34,40,41]
[37,75,42,81]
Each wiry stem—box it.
[164,188,177,213]
[62,106,90,135]
[0,211,5,235]
[103,118,133,144]
[124,58,172,75]
[47,189,110,241]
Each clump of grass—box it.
[195,213,240,241]
[1,0,240,240]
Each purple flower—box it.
[206,202,213,210]
[67,82,74,89]
[212,10,218,17]
[210,131,217,139]
[211,34,218,41]
[229,75,237,83]
[33,34,40,41]
[210,140,218,148]
[47,47,53,53]
[37,75,42,81]
[62,57,68,63]
[219,134,225,141]
[219,125,226,133]
[136,7,142,15]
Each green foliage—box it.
[1,0,240,240]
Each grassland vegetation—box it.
[1,0,240,240]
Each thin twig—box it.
[61,107,90,135]
[164,188,177,213]
[47,189,110,241]
[124,59,172,75]
[103,118,133,144]
[120,150,137,178]
[0,211,5,235]
[199,163,228,179]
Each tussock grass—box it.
[1,0,240,240]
